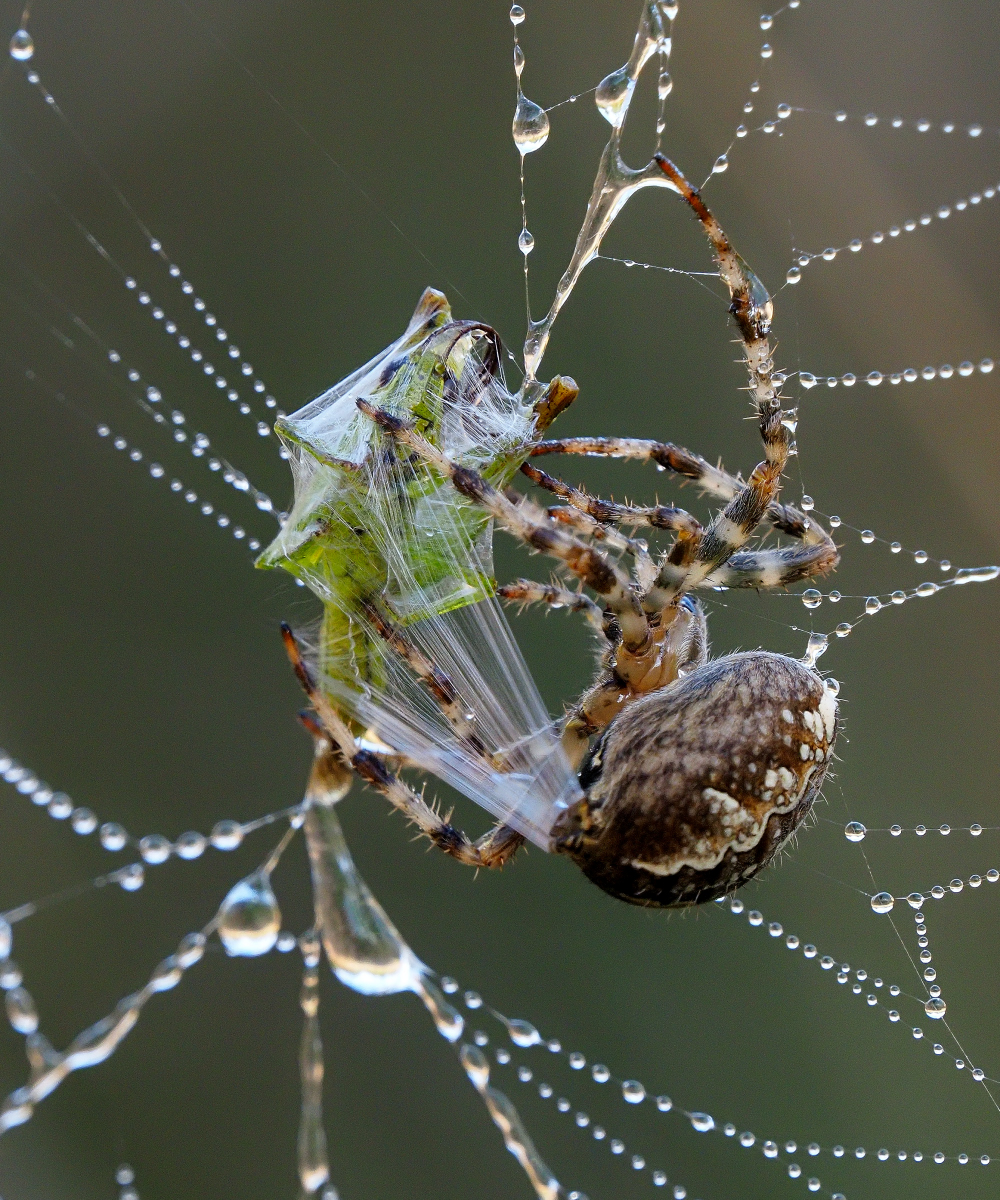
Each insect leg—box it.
[281,624,523,869]
[358,600,494,763]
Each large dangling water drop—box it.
[509,3,525,24]
[512,94,550,154]
[9,29,34,61]
[218,871,281,957]
[595,65,635,127]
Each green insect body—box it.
[257,288,574,711]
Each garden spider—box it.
[279,151,840,909]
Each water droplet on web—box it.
[801,589,822,609]
[512,94,550,154]
[518,228,535,255]
[801,631,828,666]
[777,103,792,119]
[845,821,866,842]
[759,13,773,30]
[211,820,243,850]
[657,70,673,100]
[690,1112,715,1133]
[786,267,801,284]
[955,565,1000,584]
[9,29,34,61]
[5,987,38,1034]
[595,66,634,127]
[506,1018,541,1047]
[925,997,947,1018]
[712,154,729,174]
[218,872,281,957]
[509,3,525,24]
[622,1079,645,1104]
[865,597,881,615]
[591,1063,610,1083]
[513,42,525,76]
[870,892,894,914]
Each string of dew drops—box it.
[786,180,1000,284]
[7,40,286,426]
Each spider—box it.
[279,151,840,909]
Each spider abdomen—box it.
[554,652,837,908]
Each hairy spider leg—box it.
[280,623,524,869]
[521,462,702,536]
[529,436,832,546]
[523,464,836,590]
[497,579,606,632]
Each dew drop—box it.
[712,153,729,174]
[845,821,867,842]
[622,1079,646,1104]
[865,597,881,615]
[518,228,535,255]
[506,1018,541,1047]
[9,29,34,61]
[210,820,243,850]
[217,871,281,957]
[690,1112,715,1133]
[100,822,128,851]
[657,70,673,100]
[925,997,947,1019]
[512,94,550,154]
[5,987,37,1034]
[759,13,773,30]
[871,892,894,915]
[595,66,634,128]
[955,565,1000,585]
[509,3,525,23]
[592,1063,611,1083]
[786,267,801,284]
[801,589,822,609]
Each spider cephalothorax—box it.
[276,152,840,909]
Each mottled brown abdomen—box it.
[553,652,837,908]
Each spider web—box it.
[0,2,998,1199]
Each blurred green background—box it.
[1,1,999,1198]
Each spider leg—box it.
[497,578,607,633]
[637,155,835,607]
[701,543,839,590]
[529,439,827,546]
[281,623,524,869]
[521,462,702,536]
[357,401,652,666]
